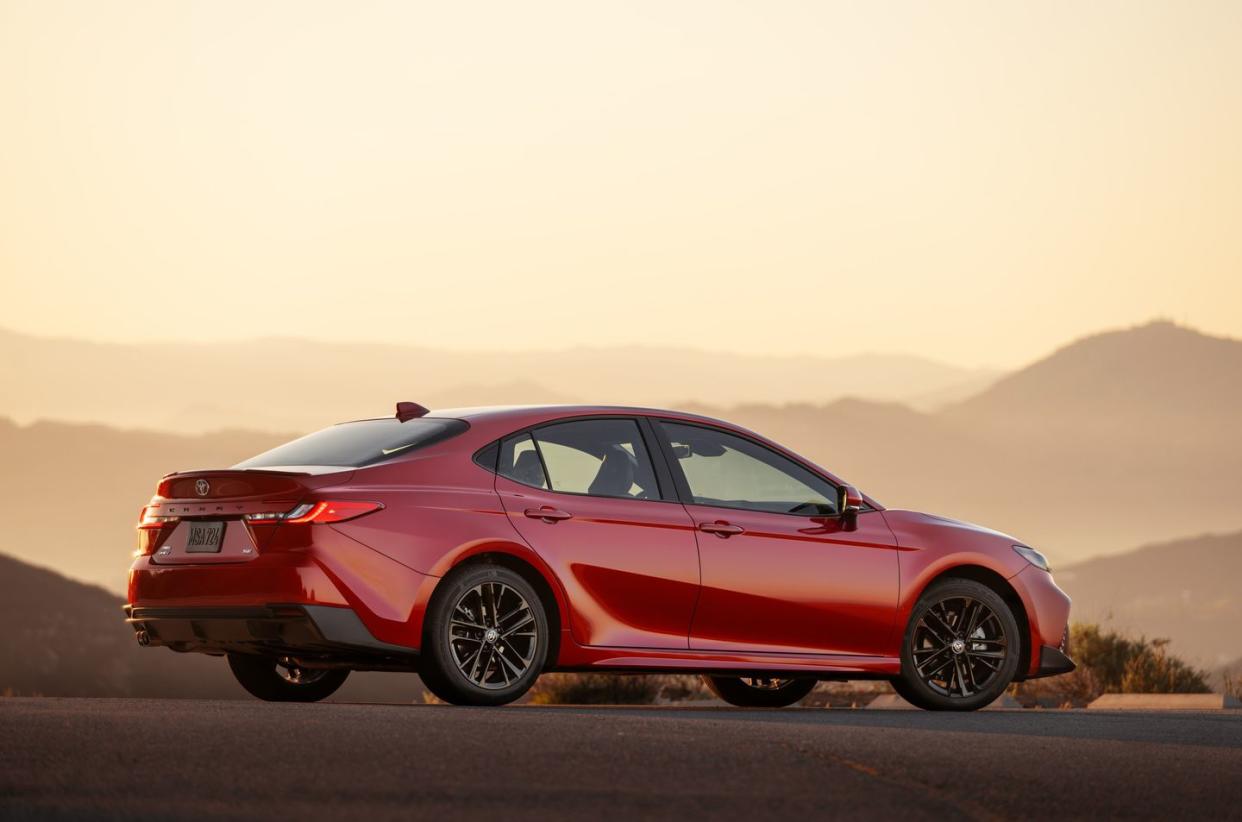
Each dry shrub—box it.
[529,675,886,707]
[802,681,892,708]
[1120,638,1211,694]
[422,675,711,706]
[1012,664,1101,708]
[528,673,667,705]
[1013,622,1209,707]
[657,675,713,703]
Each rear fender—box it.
[428,537,573,646]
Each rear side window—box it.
[498,433,548,489]
[533,419,659,499]
[233,418,468,469]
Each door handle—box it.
[524,506,572,523]
[698,521,744,537]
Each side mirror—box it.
[839,485,863,531]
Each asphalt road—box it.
[2,699,1241,821]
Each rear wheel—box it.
[893,578,1021,711]
[227,654,349,702]
[702,675,816,708]
[420,564,549,706]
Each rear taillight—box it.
[240,501,384,525]
[284,500,384,524]
[137,506,180,530]
[135,506,179,556]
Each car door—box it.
[493,417,700,650]
[654,420,899,657]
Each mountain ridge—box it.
[943,320,1242,448]
[1,319,1240,663]
[1057,529,1242,667]
[0,325,999,433]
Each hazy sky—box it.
[2,1,1240,368]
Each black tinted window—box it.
[498,433,548,489]
[473,441,499,472]
[234,418,467,469]
[659,421,838,515]
[533,419,659,499]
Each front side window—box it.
[531,419,660,499]
[658,421,838,515]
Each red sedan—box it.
[126,403,1074,710]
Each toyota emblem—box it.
[195,479,210,497]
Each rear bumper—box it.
[128,531,442,652]
[124,603,419,670]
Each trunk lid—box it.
[157,466,352,503]
[141,467,354,563]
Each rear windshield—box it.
[233,418,468,469]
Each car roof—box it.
[424,404,737,429]
[349,403,857,498]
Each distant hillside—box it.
[943,320,1242,452]
[0,418,287,590]
[3,319,1242,593]
[1,318,1240,660]
[0,552,421,702]
[693,322,1242,565]
[0,327,997,434]
[1056,531,1242,668]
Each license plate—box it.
[185,521,225,553]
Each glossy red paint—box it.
[496,472,700,649]
[881,508,1072,677]
[684,504,899,656]
[126,404,1072,684]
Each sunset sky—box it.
[2,0,1240,368]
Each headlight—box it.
[1013,544,1050,572]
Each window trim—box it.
[480,414,679,504]
[649,417,853,519]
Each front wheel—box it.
[702,675,816,708]
[227,654,350,702]
[893,579,1021,711]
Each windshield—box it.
[233,418,468,469]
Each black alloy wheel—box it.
[421,564,549,706]
[893,578,1021,711]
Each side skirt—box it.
[552,646,901,679]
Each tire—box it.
[420,563,549,706]
[702,675,817,708]
[893,578,1022,711]
[227,653,349,702]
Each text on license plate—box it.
[185,521,225,553]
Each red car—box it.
[126,403,1074,710]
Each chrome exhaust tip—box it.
[135,629,150,647]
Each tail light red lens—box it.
[284,501,384,524]
[137,506,180,530]
[135,506,180,556]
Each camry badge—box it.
[195,479,210,497]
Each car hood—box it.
[885,509,1022,544]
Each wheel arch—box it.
[912,564,1033,682]
[436,550,566,669]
